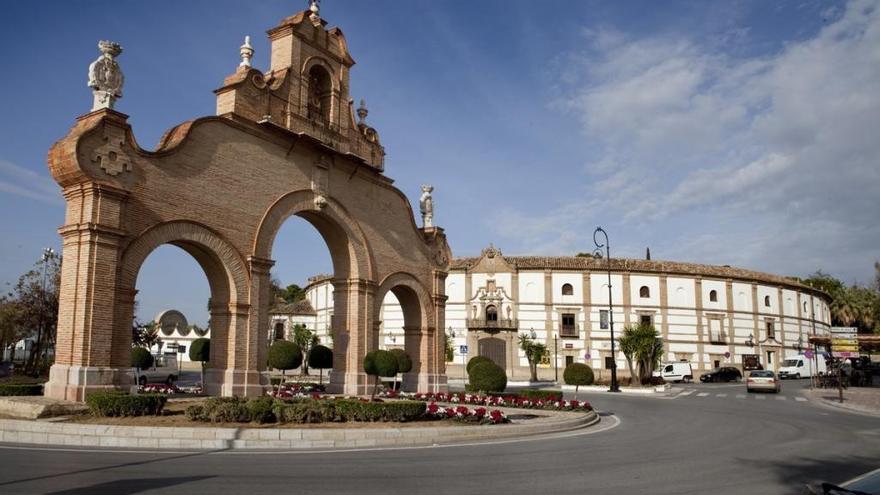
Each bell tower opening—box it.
[307,65,332,124]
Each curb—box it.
[0,409,597,451]
[802,391,880,418]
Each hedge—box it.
[516,389,562,401]
[184,397,427,424]
[0,383,44,396]
[468,361,507,393]
[85,391,167,417]
[185,397,250,423]
[466,356,493,374]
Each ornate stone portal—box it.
[45,9,450,401]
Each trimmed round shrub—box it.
[390,348,413,374]
[189,338,210,363]
[308,344,333,370]
[268,340,303,372]
[0,383,44,396]
[563,363,595,387]
[466,356,493,374]
[86,391,167,417]
[363,350,399,378]
[131,347,154,370]
[468,361,507,393]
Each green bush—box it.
[332,399,425,422]
[184,403,207,421]
[189,338,210,363]
[518,389,563,401]
[268,341,303,372]
[0,383,44,396]
[130,347,154,370]
[86,391,167,417]
[246,395,277,424]
[468,361,507,393]
[364,349,399,398]
[198,397,251,423]
[390,348,413,374]
[563,363,595,399]
[308,344,333,370]
[273,400,334,424]
[466,356,493,374]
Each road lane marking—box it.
[697,393,709,397]
[736,395,746,399]
[756,396,766,400]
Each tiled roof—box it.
[269,298,316,315]
[450,255,826,296]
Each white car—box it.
[653,362,694,383]
[136,354,179,386]
[746,370,781,393]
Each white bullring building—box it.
[271,245,832,381]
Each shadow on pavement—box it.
[747,455,879,489]
[46,475,214,495]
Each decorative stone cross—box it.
[419,184,434,228]
[88,40,124,111]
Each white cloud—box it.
[501,0,880,281]
[0,159,62,205]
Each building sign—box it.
[565,343,573,349]
[742,354,761,371]
[831,327,860,358]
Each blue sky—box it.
[1,1,878,327]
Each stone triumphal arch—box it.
[44,6,450,401]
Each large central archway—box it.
[44,8,450,400]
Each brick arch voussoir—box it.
[375,271,435,331]
[119,221,249,305]
[252,189,374,281]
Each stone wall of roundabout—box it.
[0,405,599,450]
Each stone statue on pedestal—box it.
[420,185,434,228]
[88,40,124,111]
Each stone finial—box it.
[87,40,124,111]
[356,99,368,125]
[419,184,434,228]
[308,0,321,24]
[239,36,254,68]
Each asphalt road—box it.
[1,381,878,495]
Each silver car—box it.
[746,370,781,393]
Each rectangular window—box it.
[766,321,775,340]
[604,356,614,370]
[599,310,609,329]
[565,356,574,367]
[709,318,725,344]
[560,313,577,337]
[640,314,653,326]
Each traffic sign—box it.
[804,350,814,359]
[723,351,730,358]
[584,353,591,360]
[459,345,468,355]
[831,327,860,358]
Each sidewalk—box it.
[802,386,880,417]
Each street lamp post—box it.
[33,247,55,373]
[553,331,559,383]
[593,227,620,392]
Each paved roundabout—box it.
[0,382,878,494]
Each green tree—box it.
[0,298,26,363]
[8,251,62,375]
[290,324,319,375]
[389,348,412,390]
[132,321,161,350]
[444,333,454,362]
[363,349,398,400]
[518,334,547,382]
[189,338,210,389]
[308,344,333,385]
[617,327,638,386]
[268,341,303,390]
[131,347,154,385]
[633,324,664,385]
[563,363,595,400]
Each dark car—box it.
[699,367,742,383]
[0,361,14,378]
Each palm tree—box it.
[619,323,664,386]
[617,327,638,386]
[518,334,547,382]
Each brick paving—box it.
[802,386,880,416]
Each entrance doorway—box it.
[478,337,506,369]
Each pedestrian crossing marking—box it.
[716,394,727,398]
[756,395,766,400]
[776,396,787,400]
[697,392,709,397]
[736,394,746,399]
[795,397,807,402]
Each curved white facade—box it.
[289,246,832,381]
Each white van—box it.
[136,354,179,386]
[654,362,694,383]
[778,354,826,379]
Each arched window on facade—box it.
[486,305,498,322]
[709,290,718,302]
[803,301,808,313]
[561,283,573,296]
[307,65,332,124]
[639,286,650,298]
[764,295,771,307]
[274,322,285,341]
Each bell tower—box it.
[214,1,384,170]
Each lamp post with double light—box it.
[593,227,620,392]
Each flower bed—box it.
[426,402,509,424]
[137,383,203,395]
[381,391,592,412]
[270,382,326,399]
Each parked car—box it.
[806,466,880,494]
[136,354,179,386]
[778,354,826,379]
[653,362,694,383]
[699,367,742,383]
[746,370,781,393]
[0,361,13,378]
